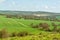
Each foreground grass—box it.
[0,32,60,40]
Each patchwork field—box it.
[0,15,60,40]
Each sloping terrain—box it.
[0,15,60,33]
[0,15,60,40]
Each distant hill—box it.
[0,11,60,16]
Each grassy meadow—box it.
[0,15,60,40]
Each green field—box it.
[0,15,60,40]
[0,15,43,34]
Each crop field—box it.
[0,15,60,40]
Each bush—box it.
[52,22,58,27]
[30,23,38,28]
[38,23,50,31]
[17,31,29,37]
[0,28,9,38]
[6,15,12,18]
[10,32,17,37]
[53,37,59,40]
[52,22,58,32]
[31,23,50,31]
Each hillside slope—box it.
[0,15,60,34]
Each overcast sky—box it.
[0,0,60,13]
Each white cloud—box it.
[44,5,57,10]
[44,5,49,9]
[0,0,6,3]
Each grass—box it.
[0,15,60,40]
[0,15,60,33]
[0,16,42,34]
[0,33,60,40]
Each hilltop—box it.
[0,11,60,15]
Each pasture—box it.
[0,15,60,40]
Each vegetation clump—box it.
[17,31,29,37]
[0,28,9,38]
[31,23,50,31]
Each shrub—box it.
[53,37,59,40]
[39,23,50,31]
[6,15,12,18]
[52,22,58,32]
[17,31,29,37]
[10,32,17,37]
[31,23,50,31]
[30,23,38,28]
[52,22,58,27]
[0,28,9,38]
